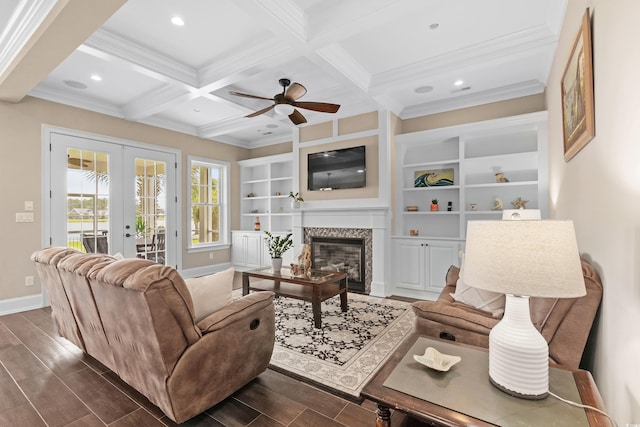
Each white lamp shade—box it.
[462,220,585,298]
[274,103,295,116]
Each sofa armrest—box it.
[196,291,274,333]
[412,300,499,333]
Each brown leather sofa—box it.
[412,260,602,369]
[32,247,276,423]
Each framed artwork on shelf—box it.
[414,168,454,187]
[561,8,595,161]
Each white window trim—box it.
[187,155,230,251]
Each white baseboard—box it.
[0,263,234,316]
[180,262,233,279]
[0,294,46,316]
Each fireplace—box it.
[310,236,365,293]
[304,227,372,294]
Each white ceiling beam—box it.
[122,86,198,121]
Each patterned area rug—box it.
[268,293,414,399]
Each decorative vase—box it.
[430,204,438,211]
[271,257,283,272]
[291,201,300,209]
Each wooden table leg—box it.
[375,404,391,427]
[340,277,348,312]
[242,272,249,296]
[312,285,322,329]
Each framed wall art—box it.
[561,8,595,161]
[414,168,454,187]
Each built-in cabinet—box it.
[238,153,294,233]
[391,111,548,299]
[391,238,460,300]
[231,230,293,269]
[233,153,295,268]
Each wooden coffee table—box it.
[242,267,347,329]
[361,334,612,427]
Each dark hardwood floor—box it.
[0,307,424,427]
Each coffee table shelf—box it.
[242,267,348,329]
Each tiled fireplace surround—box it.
[293,207,388,296]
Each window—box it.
[189,156,229,248]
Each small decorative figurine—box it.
[492,198,503,211]
[469,203,478,211]
[495,172,510,183]
[447,201,453,211]
[409,229,419,236]
[511,197,529,209]
[290,244,312,276]
[254,216,261,231]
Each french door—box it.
[47,131,178,266]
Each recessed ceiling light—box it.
[265,124,278,129]
[63,80,87,89]
[429,23,439,30]
[90,74,102,81]
[171,16,185,26]
[454,79,464,86]
[415,85,434,94]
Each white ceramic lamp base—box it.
[488,294,549,400]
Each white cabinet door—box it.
[245,233,264,267]
[391,238,460,300]
[425,241,460,292]
[392,239,423,290]
[231,231,266,267]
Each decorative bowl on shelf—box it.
[406,205,418,212]
[413,347,461,372]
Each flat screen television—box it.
[307,145,366,191]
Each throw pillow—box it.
[184,268,235,323]
[450,252,505,318]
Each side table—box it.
[361,334,612,427]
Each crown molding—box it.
[82,28,198,87]
[137,115,198,137]
[0,0,57,77]
[316,43,371,93]
[254,0,307,41]
[370,24,557,94]
[29,84,124,117]
[122,85,196,121]
[399,80,545,119]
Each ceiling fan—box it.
[230,78,340,125]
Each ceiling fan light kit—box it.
[230,78,340,126]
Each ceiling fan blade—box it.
[285,82,307,100]
[288,109,307,125]
[246,104,275,118]
[294,101,341,113]
[229,91,273,101]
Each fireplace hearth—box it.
[304,227,372,294]
[310,236,365,293]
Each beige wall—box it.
[401,94,546,134]
[248,141,292,158]
[0,96,248,300]
[546,1,640,423]
[297,112,379,201]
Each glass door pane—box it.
[66,148,110,253]
[134,158,167,264]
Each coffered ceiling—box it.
[0,0,566,148]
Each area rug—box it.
[267,292,415,399]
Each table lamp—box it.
[462,220,585,399]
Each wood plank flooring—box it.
[0,307,425,427]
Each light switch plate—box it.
[16,212,34,223]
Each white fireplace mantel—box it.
[292,206,390,297]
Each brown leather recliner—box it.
[412,260,602,369]
[32,248,276,423]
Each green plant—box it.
[289,192,304,202]
[135,215,146,236]
[431,199,438,205]
[264,231,293,259]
